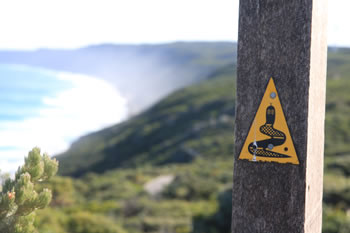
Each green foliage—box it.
[321,47,350,232]
[192,188,232,233]
[68,212,126,233]
[0,147,58,233]
[164,172,220,201]
[39,176,77,207]
[35,208,68,233]
[323,206,350,233]
[32,158,232,233]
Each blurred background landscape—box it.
[0,0,350,232]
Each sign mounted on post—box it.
[238,78,299,165]
[232,0,327,231]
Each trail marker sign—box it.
[238,77,299,164]
[232,0,328,232]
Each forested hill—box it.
[56,46,350,178]
[0,42,236,114]
[56,64,236,176]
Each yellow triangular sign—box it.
[239,77,299,165]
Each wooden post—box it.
[232,0,327,233]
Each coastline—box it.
[0,65,128,174]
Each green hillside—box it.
[44,46,350,233]
[57,47,350,177]
[56,64,236,177]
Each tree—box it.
[0,147,58,233]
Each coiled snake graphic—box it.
[248,105,290,158]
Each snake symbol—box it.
[248,104,290,158]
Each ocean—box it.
[0,64,128,173]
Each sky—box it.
[0,0,347,50]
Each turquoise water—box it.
[0,64,72,121]
[0,64,128,173]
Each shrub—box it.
[68,212,126,233]
[0,147,58,233]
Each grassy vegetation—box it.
[34,158,233,233]
[7,45,348,232]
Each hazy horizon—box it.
[1,40,350,52]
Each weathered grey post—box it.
[232,0,327,233]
